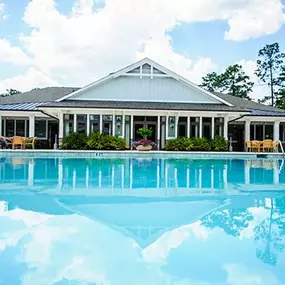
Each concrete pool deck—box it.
[0,149,284,159]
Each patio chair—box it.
[251,140,261,152]
[245,141,252,152]
[24,137,37,149]
[12,136,25,149]
[260,139,274,152]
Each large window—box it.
[90,115,100,133]
[202,118,211,139]
[4,119,29,137]
[16,120,25,136]
[5,120,15,137]
[77,115,87,133]
[214,118,224,137]
[250,123,274,141]
[168,117,176,138]
[35,120,47,138]
[102,115,113,135]
[64,114,74,136]
[190,117,200,138]
[178,117,187,137]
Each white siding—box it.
[73,76,222,104]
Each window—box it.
[102,115,113,135]
[64,114,74,136]
[90,115,100,133]
[15,120,25,136]
[190,117,200,138]
[250,123,274,141]
[35,120,47,138]
[4,119,29,137]
[77,115,87,133]
[214,118,224,137]
[178,117,187,137]
[115,115,123,136]
[168,117,176,138]
[202,118,211,139]
[5,120,14,137]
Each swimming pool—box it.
[0,156,285,284]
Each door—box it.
[48,121,59,149]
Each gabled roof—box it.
[0,87,79,105]
[56,58,233,106]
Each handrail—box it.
[278,140,285,155]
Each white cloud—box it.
[0,38,31,65]
[0,67,60,93]
[15,0,284,88]
[0,1,8,19]
[225,0,285,41]
[0,0,284,91]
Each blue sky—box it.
[0,0,285,98]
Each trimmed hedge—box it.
[62,132,126,150]
[165,136,228,151]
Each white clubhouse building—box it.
[1,58,285,150]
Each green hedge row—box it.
[61,132,126,150]
[165,136,228,151]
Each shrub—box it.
[165,137,192,151]
[211,136,228,151]
[87,132,126,150]
[61,132,88,150]
[191,137,211,151]
[61,132,126,150]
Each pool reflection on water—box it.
[0,157,285,285]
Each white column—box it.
[187,116,190,138]
[73,114,77,133]
[29,115,35,137]
[0,115,2,136]
[199,117,203,138]
[211,117,215,139]
[223,117,228,140]
[166,115,169,139]
[122,114,125,138]
[130,115,134,142]
[274,121,280,142]
[59,113,64,139]
[112,113,116,136]
[245,120,251,141]
[99,114,103,133]
[86,114,90,136]
[175,116,179,138]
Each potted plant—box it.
[132,127,157,151]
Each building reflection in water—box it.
[0,157,284,194]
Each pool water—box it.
[0,156,285,285]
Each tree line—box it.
[200,42,285,108]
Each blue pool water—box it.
[0,156,285,285]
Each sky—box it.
[0,0,285,100]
